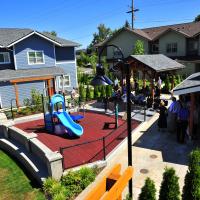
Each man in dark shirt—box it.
[177,103,189,143]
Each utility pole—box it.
[126,0,139,29]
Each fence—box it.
[60,119,139,170]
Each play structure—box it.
[85,164,133,200]
[42,93,84,136]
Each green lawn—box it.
[0,150,45,200]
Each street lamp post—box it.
[91,45,133,197]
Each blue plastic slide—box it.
[54,111,83,136]
[50,94,83,136]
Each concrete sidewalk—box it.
[77,109,199,199]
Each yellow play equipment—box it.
[85,164,133,200]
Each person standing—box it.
[177,103,189,143]
[157,76,162,97]
[168,97,181,133]
[193,102,200,139]
[134,79,139,94]
[158,100,168,131]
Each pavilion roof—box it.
[173,72,200,95]
[128,54,185,72]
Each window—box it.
[28,51,44,64]
[188,40,198,51]
[166,43,177,53]
[113,49,122,57]
[0,52,10,64]
[59,75,70,88]
[152,43,159,53]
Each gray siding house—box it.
[0,28,80,108]
[97,21,200,76]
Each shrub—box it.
[86,85,90,101]
[182,149,200,200]
[43,177,57,193]
[43,178,67,200]
[94,86,99,99]
[89,87,94,99]
[78,167,96,189]
[139,177,156,200]
[61,171,82,197]
[176,75,181,85]
[162,75,171,93]
[52,192,66,200]
[94,86,101,99]
[159,167,180,200]
[106,85,112,98]
[79,84,86,102]
[23,88,42,112]
[101,86,106,99]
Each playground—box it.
[16,111,140,169]
[9,94,139,170]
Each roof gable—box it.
[142,21,200,40]
[96,27,150,47]
[97,21,200,46]
[0,28,80,47]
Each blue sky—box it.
[1,0,199,48]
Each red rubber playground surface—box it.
[15,112,140,169]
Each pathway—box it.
[77,99,200,199]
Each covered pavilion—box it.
[115,54,185,99]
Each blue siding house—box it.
[0,28,80,108]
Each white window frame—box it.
[166,43,178,53]
[27,50,45,65]
[0,52,11,64]
[59,75,71,88]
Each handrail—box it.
[59,120,127,152]
[10,98,17,120]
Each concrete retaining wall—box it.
[0,120,63,182]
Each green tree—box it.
[194,15,200,22]
[106,85,112,98]
[94,86,99,99]
[77,51,90,67]
[133,40,145,55]
[139,177,156,200]
[79,84,86,102]
[43,30,57,36]
[182,149,200,200]
[86,85,90,101]
[159,167,180,200]
[101,86,106,98]
[164,75,170,93]
[89,24,112,49]
[124,20,131,28]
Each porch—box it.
[0,67,65,108]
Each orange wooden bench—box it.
[85,164,133,200]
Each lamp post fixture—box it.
[91,44,133,197]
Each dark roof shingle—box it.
[173,72,200,94]
[97,21,200,46]
[0,28,33,47]
[0,28,80,47]
[142,21,200,40]
[129,54,185,72]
